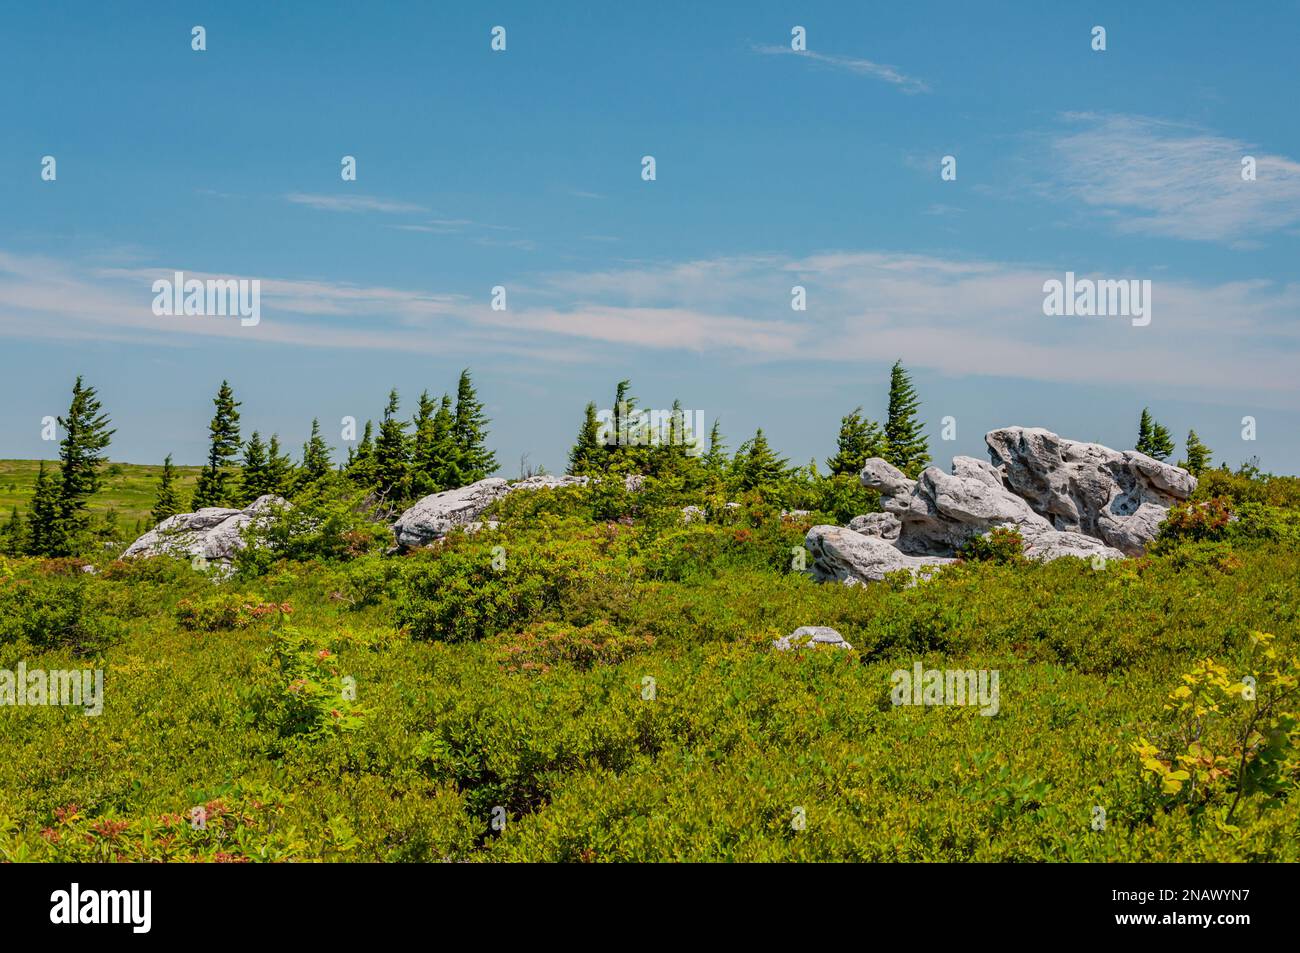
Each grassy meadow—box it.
[0,459,203,527]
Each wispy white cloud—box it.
[1046,113,1300,244]
[284,192,428,214]
[3,249,1297,407]
[752,44,929,93]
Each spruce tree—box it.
[884,360,929,478]
[827,407,887,476]
[430,395,461,489]
[1,505,26,556]
[192,380,241,509]
[1136,409,1155,454]
[152,454,182,525]
[299,419,333,488]
[1179,429,1213,475]
[50,376,115,554]
[26,461,61,556]
[735,428,788,491]
[346,420,376,487]
[374,390,410,500]
[702,419,728,475]
[1135,408,1175,460]
[410,390,444,496]
[266,434,294,495]
[568,401,603,475]
[241,432,271,502]
[608,379,636,455]
[451,370,497,481]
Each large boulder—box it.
[860,456,1051,556]
[121,495,289,562]
[805,525,955,585]
[391,473,635,548]
[985,427,1196,555]
[806,426,1193,584]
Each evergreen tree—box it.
[608,379,636,455]
[1135,408,1175,460]
[151,454,182,525]
[568,401,603,475]
[702,419,728,475]
[49,376,115,554]
[429,395,461,489]
[241,432,271,502]
[346,420,376,487]
[410,390,448,496]
[884,360,929,478]
[266,434,294,495]
[1179,429,1213,475]
[827,407,887,476]
[299,418,333,488]
[99,507,120,544]
[26,461,61,556]
[1136,409,1154,454]
[735,428,788,491]
[1,505,26,556]
[191,380,242,509]
[374,390,410,500]
[451,369,497,480]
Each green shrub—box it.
[958,527,1026,564]
[0,576,121,652]
[492,620,654,673]
[175,593,287,632]
[395,532,626,643]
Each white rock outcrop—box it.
[392,473,640,548]
[805,525,955,584]
[121,495,289,562]
[811,427,1192,584]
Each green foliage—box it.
[452,369,497,482]
[568,402,603,476]
[0,574,121,653]
[1134,632,1299,826]
[175,592,286,632]
[297,420,333,491]
[958,527,1027,564]
[492,620,653,674]
[191,380,241,509]
[151,455,182,526]
[373,391,409,503]
[827,407,886,476]
[25,462,61,557]
[1179,429,1212,476]
[232,485,392,576]
[396,529,620,643]
[884,360,929,478]
[51,376,115,555]
[240,432,271,503]
[734,429,788,493]
[3,433,1300,862]
[1136,407,1175,461]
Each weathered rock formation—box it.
[985,427,1196,556]
[392,473,639,548]
[807,427,1195,585]
[806,525,955,584]
[122,495,288,562]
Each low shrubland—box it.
[1,480,1298,862]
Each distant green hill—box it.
[0,459,204,526]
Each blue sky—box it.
[2,1,1298,475]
